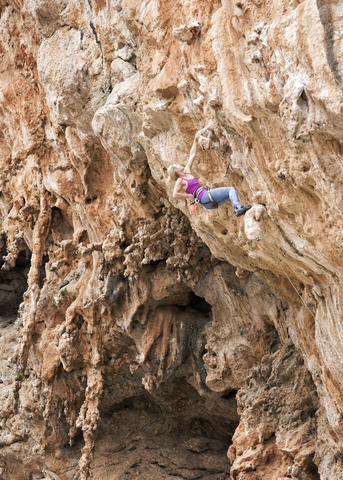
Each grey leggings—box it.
[200,187,240,210]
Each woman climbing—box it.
[168,132,251,216]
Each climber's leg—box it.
[212,187,240,208]
[199,191,214,209]
[200,187,240,209]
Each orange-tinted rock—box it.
[0,0,343,479]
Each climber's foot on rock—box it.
[234,205,252,217]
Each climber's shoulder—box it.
[174,177,186,192]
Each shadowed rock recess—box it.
[1,0,343,479]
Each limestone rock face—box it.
[1,0,343,479]
[172,20,202,45]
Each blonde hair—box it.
[167,165,179,181]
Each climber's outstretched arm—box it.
[185,133,200,173]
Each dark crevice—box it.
[63,428,84,450]
[39,254,49,288]
[222,389,238,401]
[85,0,105,70]
[213,110,243,144]
[148,259,163,266]
[15,250,31,269]
[0,249,30,322]
[307,454,320,479]
[129,54,137,68]
[276,222,337,279]
[275,223,303,257]
[108,395,163,415]
[269,328,281,354]
[121,241,130,250]
[154,210,164,220]
[316,0,343,92]
[172,292,212,315]
[188,292,212,313]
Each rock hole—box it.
[0,249,30,324]
[51,208,74,242]
[39,254,49,288]
[301,162,311,173]
[297,90,309,119]
[221,229,228,235]
[147,259,162,266]
[188,292,212,314]
[299,89,308,103]
[63,428,84,450]
[15,250,31,269]
[85,196,98,204]
[222,388,238,401]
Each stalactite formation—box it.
[0,1,343,479]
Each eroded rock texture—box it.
[0,0,343,479]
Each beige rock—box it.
[1,0,343,479]
[244,204,267,241]
[92,73,146,174]
[37,27,95,133]
[172,20,202,45]
[110,57,136,83]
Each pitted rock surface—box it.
[0,1,343,479]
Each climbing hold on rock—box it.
[231,16,243,36]
[193,95,205,106]
[115,45,134,62]
[172,20,202,44]
[235,267,250,278]
[208,93,222,107]
[244,204,267,241]
[177,80,189,93]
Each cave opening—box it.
[0,249,31,324]
[173,291,212,315]
[188,291,212,314]
[96,377,239,479]
[51,207,74,242]
[94,270,240,478]
[222,388,239,401]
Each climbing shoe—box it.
[234,205,252,217]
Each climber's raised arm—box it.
[185,133,200,173]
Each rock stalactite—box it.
[0,0,343,479]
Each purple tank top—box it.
[180,173,206,201]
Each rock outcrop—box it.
[0,0,343,479]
